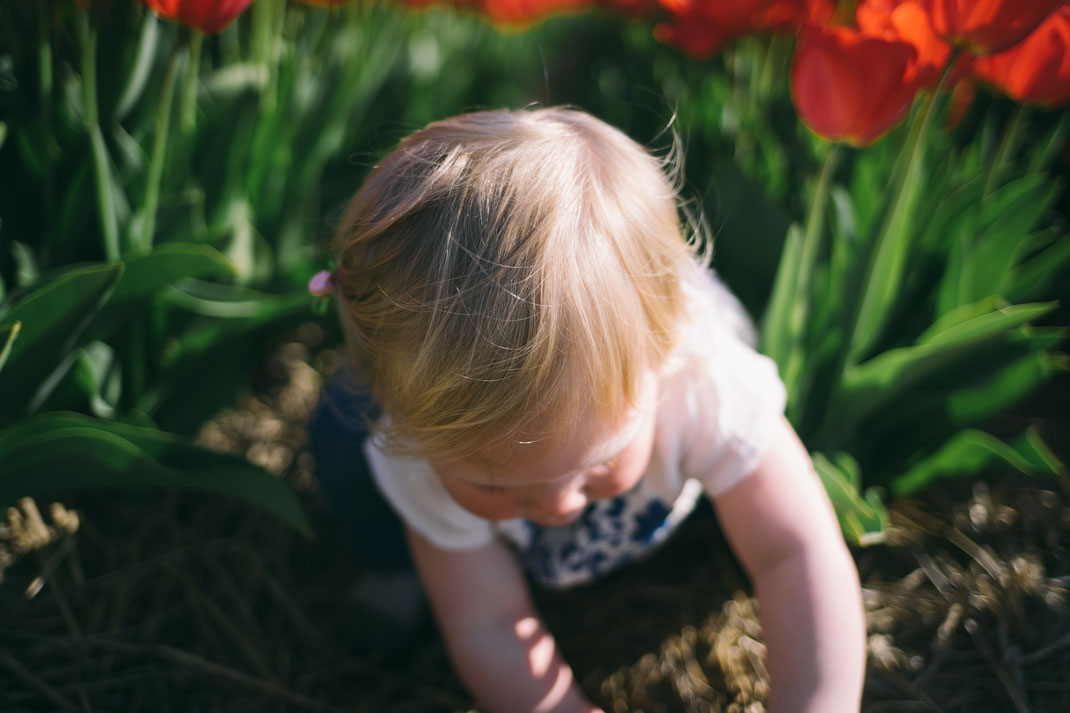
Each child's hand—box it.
[713,416,865,713]
[406,527,603,713]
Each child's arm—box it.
[406,527,605,713]
[713,416,866,713]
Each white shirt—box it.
[363,265,786,588]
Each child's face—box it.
[431,372,659,527]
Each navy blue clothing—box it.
[307,376,413,573]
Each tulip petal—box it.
[973,7,1070,106]
[141,0,255,35]
[792,25,919,145]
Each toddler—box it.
[312,107,865,713]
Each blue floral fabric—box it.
[497,481,696,589]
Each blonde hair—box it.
[334,107,696,463]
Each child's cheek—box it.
[592,416,656,500]
[595,459,645,500]
[440,480,522,521]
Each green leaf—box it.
[200,62,270,97]
[0,264,124,425]
[10,241,39,288]
[1020,426,1066,475]
[846,102,928,365]
[827,304,1059,441]
[0,412,312,538]
[1006,229,1070,303]
[0,321,21,374]
[115,13,161,122]
[760,223,802,374]
[917,300,1053,347]
[892,428,1064,496]
[773,146,841,413]
[85,243,235,341]
[851,325,1067,446]
[150,291,310,433]
[161,279,293,319]
[849,302,1054,392]
[917,296,1003,343]
[89,123,121,261]
[938,174,1057,311]
[812,451,887,546]
[1028,113,1069,174]
[911,162,974,256]
[74,341,121,418]
[846,144,892,240]
[945,351,1065,424]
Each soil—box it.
[1,335,1067,712]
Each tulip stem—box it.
[251,0,272,66]
[984,105,1026,195]
[781,143,841,417]
[758,36,789,101]
[180,31,203,137]
[140,37,181,254]
[250,0,283,114]
[78,10,120,262]
[37,0,55,265]
[799,146,841,285]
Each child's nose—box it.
[528,478,588,519]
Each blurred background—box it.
[1,1,1068,710]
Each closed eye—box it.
[587,454,620,474]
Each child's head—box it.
[333,107,695,466]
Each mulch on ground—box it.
[2,337,1067,712]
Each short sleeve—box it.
[677,328,787,496]
[670,267,787,496]
[363,437,496,551]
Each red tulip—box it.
[396,0,590,25]
[598,0,658,16]
[141,0,255,34]
[973,6,1070,106]
[475,0,590,23]
[655,0,833,58]
[791,23,921,145]
[856,0,951,86]
[925,0,1066,55]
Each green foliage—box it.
[812,452,887,546]
[614,48,1070,543]
[0,0,562,530]
[0,263,123,424]
[755,91,1068,542]
[0,412,312,537]
[0,1,1066,544]
[892,427,1063,497]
